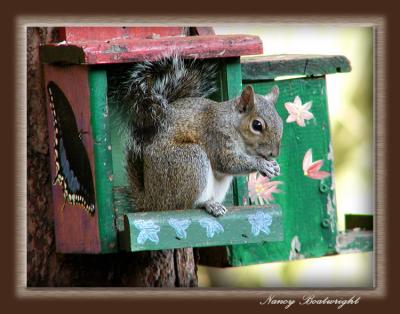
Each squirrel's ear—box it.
[265,85,279,105]
[237,85,255,113]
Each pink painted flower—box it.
[303,149,330,180]
[285,96,314,127]
[248,173,282,204]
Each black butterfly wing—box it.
[47,81,95,214]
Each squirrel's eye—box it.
[251,119,263,133]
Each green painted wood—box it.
[110,124,127,187]
[241,54,351,81]
[113,186,135,231]
[107,86,136,223]
[336,230,373,253]
[226,77,337,266]
[119,205,283,252]
[88,69,117,252]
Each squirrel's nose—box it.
[270,145,280,158]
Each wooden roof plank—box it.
[40,34,263,65]
[241,54,351,80]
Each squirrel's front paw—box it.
[203,201,227,217]
[258,159,280,178]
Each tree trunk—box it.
[27,27,198,287]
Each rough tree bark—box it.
[27,27,198,287]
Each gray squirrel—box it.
[108,55,283,216]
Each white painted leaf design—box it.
[168,218,191,239]
[199,217,224,238]
[133,219,161,244]
[247,211,273,236]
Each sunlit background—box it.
[197,25,374,288]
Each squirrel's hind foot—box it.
[200,200,227,217]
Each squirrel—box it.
[108,55,283,217]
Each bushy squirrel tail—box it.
[108,54,218,154]
[107,54,218,199]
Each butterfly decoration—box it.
[302,148,330,180]
[47,81,96,214]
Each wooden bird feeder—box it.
[40,26,372,267]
